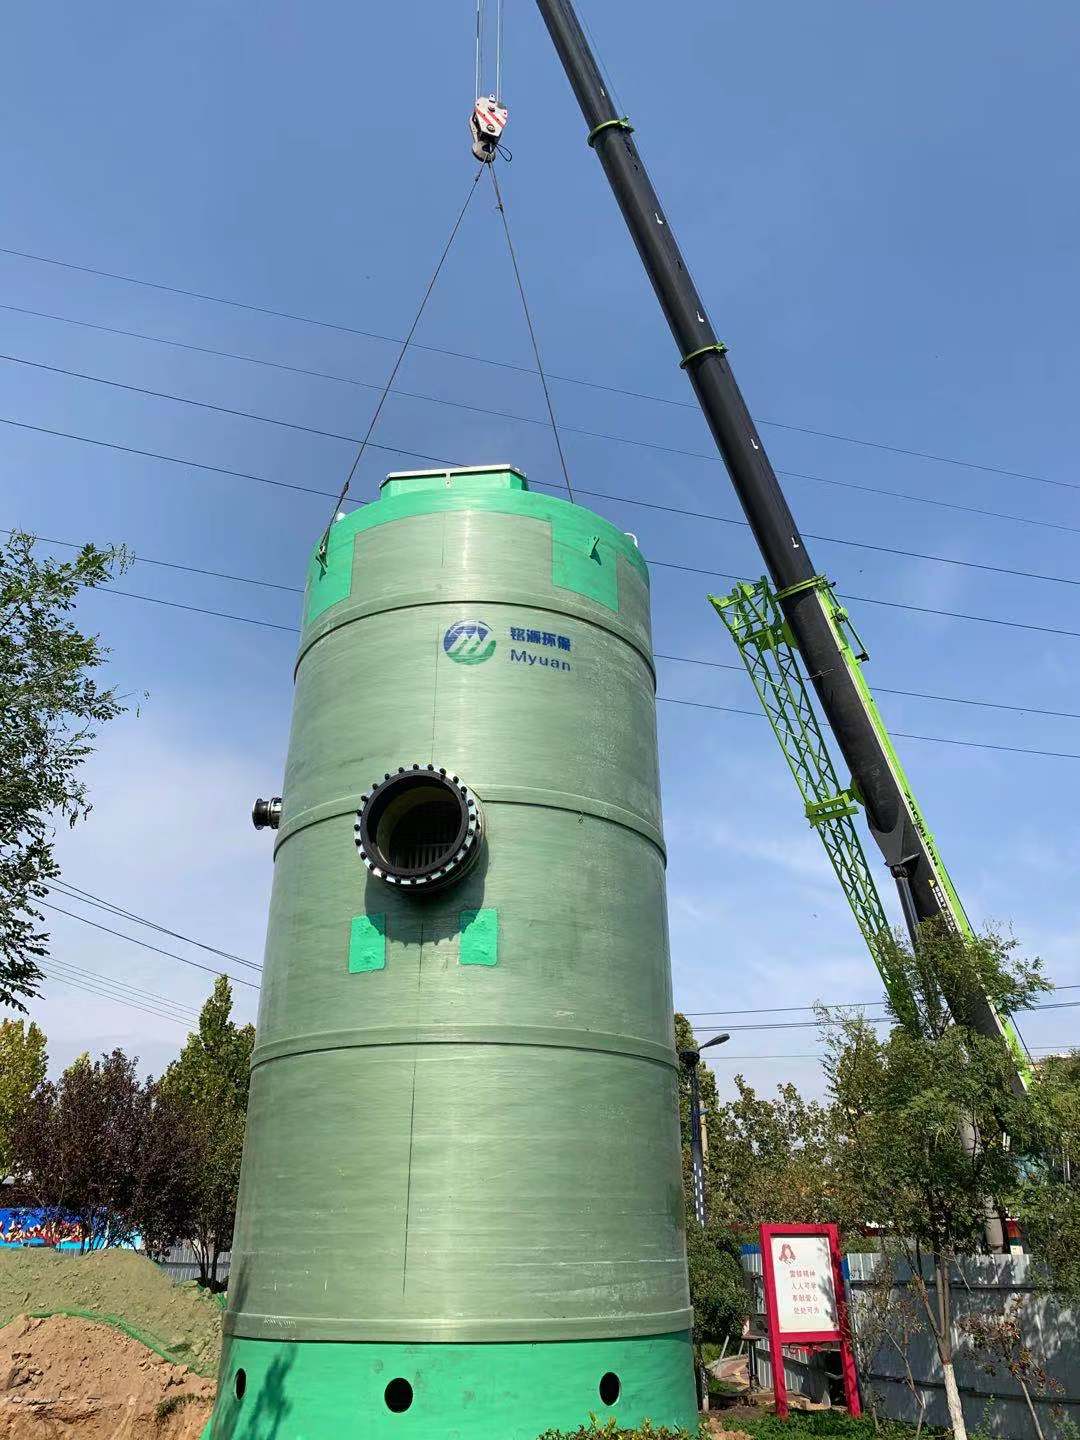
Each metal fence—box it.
[741,1249,1079,1439]
[156,1243,232,1285]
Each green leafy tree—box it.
[0,531,129,1008]
[0,1018,47,1177]
[132,1079,204,1261]
[163,977,255,1287]
[705,1075,844,1235]
[12,1048,145,1250]
[1020,1050,1080,1298]
[822,920,1049,1440]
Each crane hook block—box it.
[470,95,508,163]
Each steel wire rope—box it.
[15,523,1080,723]
[488,164,575,500]
[2,242,1073,493]
[314,166,486,560]
[7,300,1076,538]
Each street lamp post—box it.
[679,1031,730,1413]
[679,1032,730,1228]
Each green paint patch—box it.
[301,472,649,631]
[552,530,619,612]
[459,908,499,966]
[348,914,387,973]
[305,528,354,623]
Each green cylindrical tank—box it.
[208,466,696,1440]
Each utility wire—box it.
[45,957,201,1019]
[8,349,1080,598]
[489,165,575,501]
[656,696,1080,761]
[62,585,1080,759]
[51,880,258,968]
[316,166,485,559]
[7,343,1080,587]
[686,998,1080,1034]
[0,415,436,497]
[18,526,1080,723]
[15,531,1073,751]
[39,901,261,988]
[41,970,191,1027]
[682,985,1080,1018]
[651,654,1080,723]
[2,241,1072,494]
[8,299,1076,538]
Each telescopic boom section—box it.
[534,0,1028,1089]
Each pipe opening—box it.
[356,768,482,892]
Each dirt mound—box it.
[0,1249,221,1374]
[0,1313,214,1439]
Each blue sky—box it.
[3,0,1078,1096]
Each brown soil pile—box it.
[0,1313,214,1439]
[0,1250,221,1374]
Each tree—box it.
[0,1019,47,1177]
[1020,1050,1080,1299]
[0,531,129,1008]
[162,977,255,1287]
[958,1299,1063,1440]
[12,1048,145,1250]
[822,920,1049,1440]
[684,1220,749,1347]
[131,1080,204,1261]
[704,1075,844,1235]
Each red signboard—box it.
[759,1222,860,1419]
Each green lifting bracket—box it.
[710,579,908,1012]
[711,576,1033,1087]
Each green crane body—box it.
[711,576,1032,1086]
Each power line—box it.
[22,526,1080,723]
[46,956,200,1019]
[37,561,1080,758]
[653,654,1080,723]
[16,523,1075,749]
[2,241,1074,494]
[0,352,460,468]
[41,970,191,1027]
[657,696,1080,761]
[51,880,259,969]
[648,556,1080,642]
[7,382,1080,636]
[687,999,1080,1033]
[681,983,1080,1017]
[39,901,261,989]
[8,347,1080,585]
[7,301,1071,539]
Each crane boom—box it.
[533,0,1029,1092]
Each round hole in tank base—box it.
[356,766,483,893]
[599,1372,621,1405]
[384,1378,414,1413]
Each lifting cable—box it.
[489,164,576,503]
[315,165,484,566]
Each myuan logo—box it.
[443,620,496,665]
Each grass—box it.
[154,1392,200,1424]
